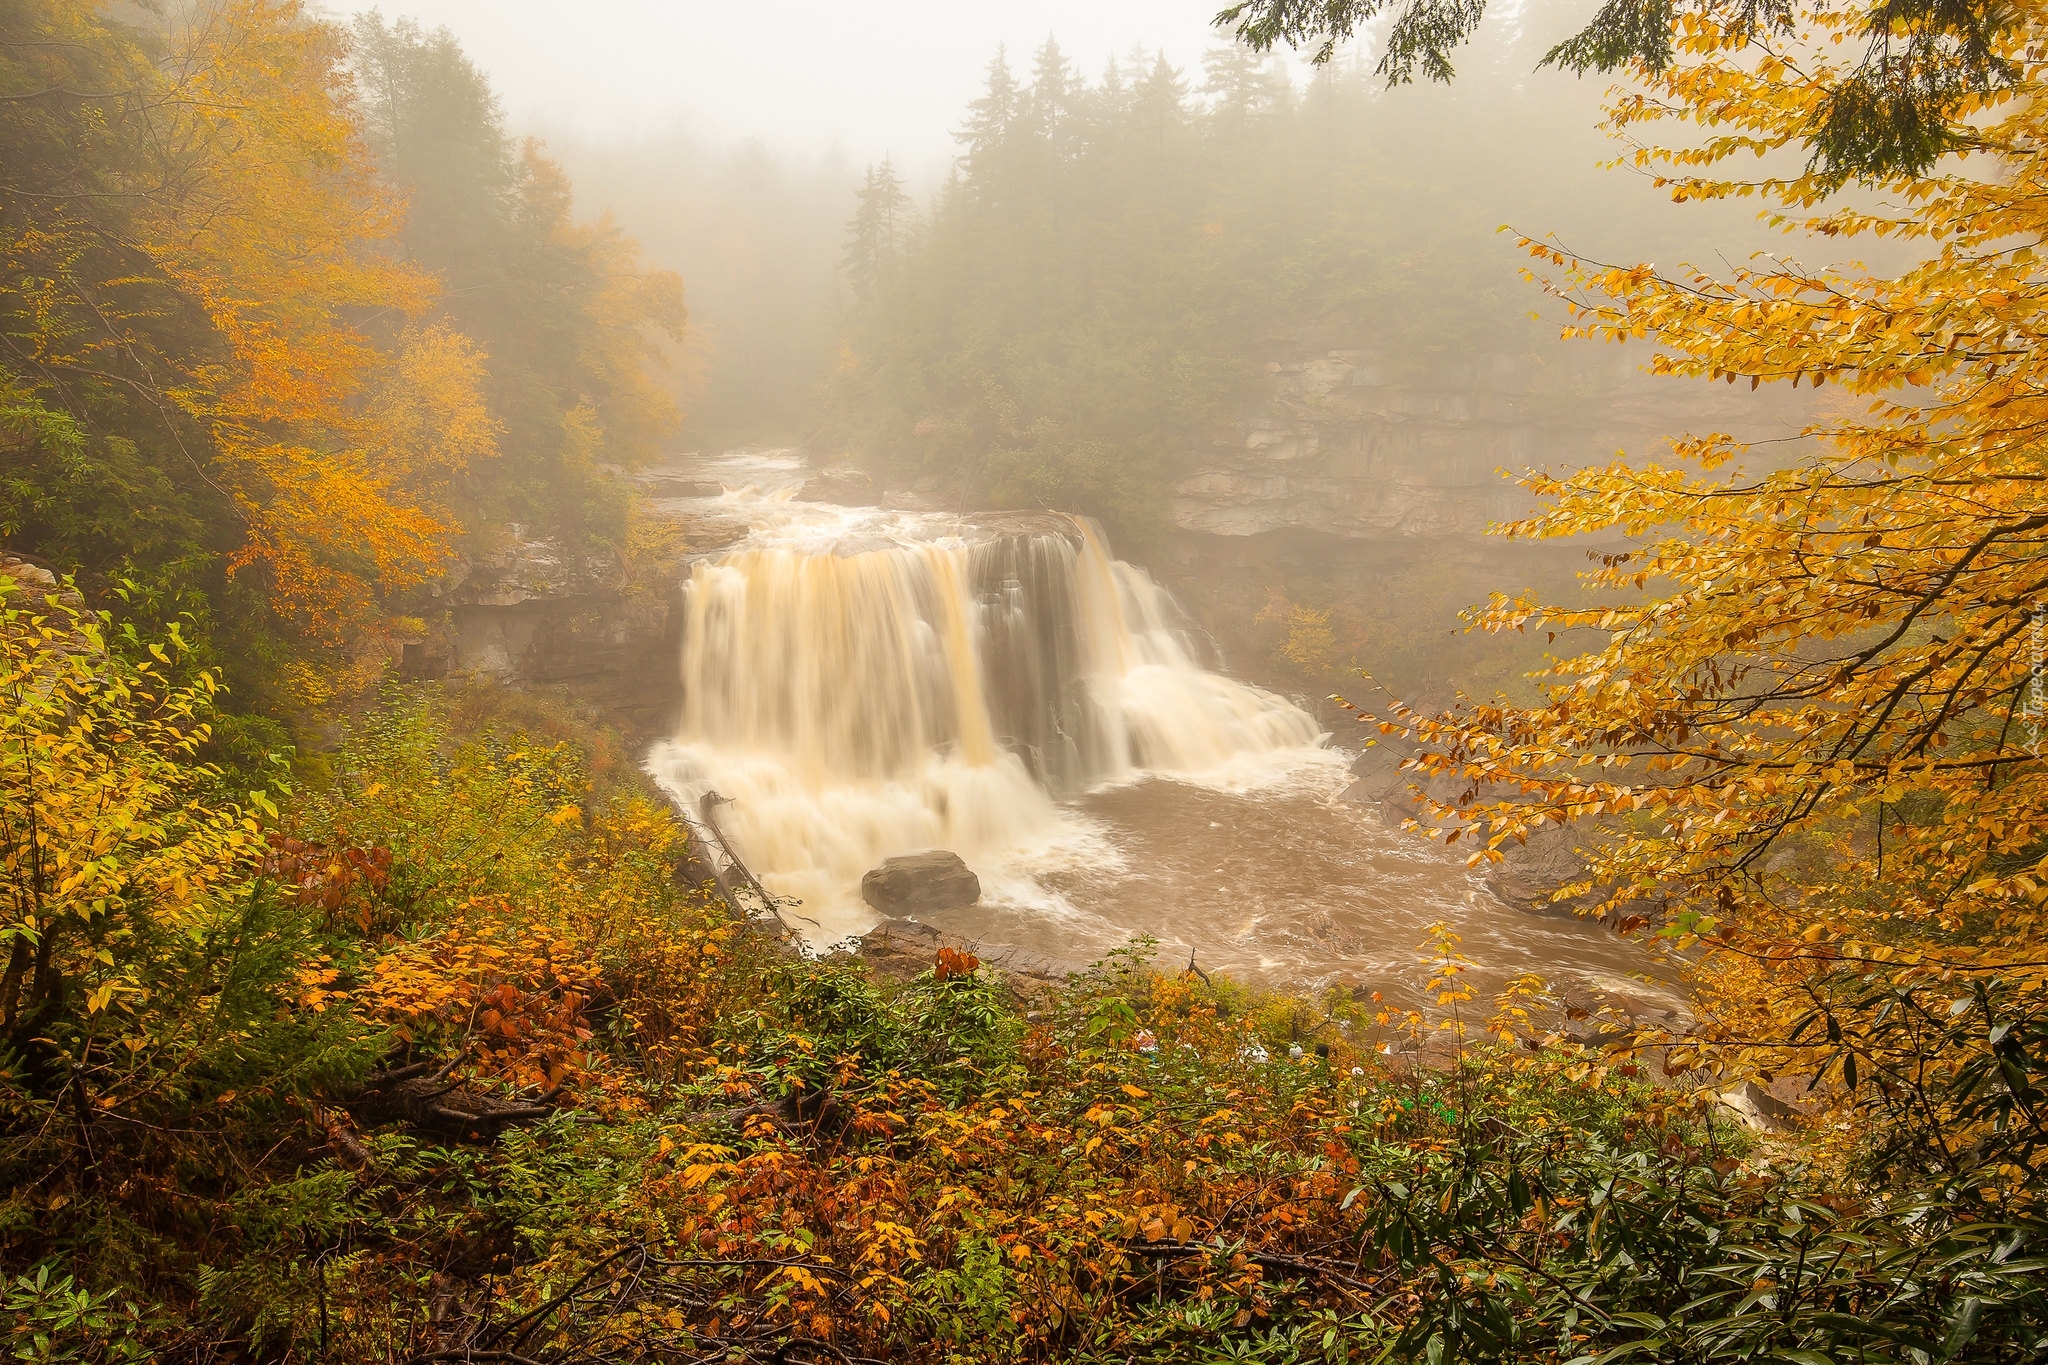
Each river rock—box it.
[860,850,981,915]
[1487,822,1597,915]
[639,475,724,500]
[796,466,874,504]
[1718,1079,1799,1134]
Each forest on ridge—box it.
[821,31,1763,545]
[4,0,2047,1362]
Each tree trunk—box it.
[0,935,30,1031]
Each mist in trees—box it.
[817,24,1781,542]
[548,130,857,447]
[350,14,685,545]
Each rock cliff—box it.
[402,527,682,740]
[1170,347,1792,539]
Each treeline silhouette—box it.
[819,32,1746,539]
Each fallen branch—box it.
[1119,1238,1393,1298]
[348,1055,573,1143]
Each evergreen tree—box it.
[347,16,685,546]
[957,47,1020,184]
[1025,37,1079,157]
[822,30,1743,547]
[842,157,912,303]
[1202,38,1289,127]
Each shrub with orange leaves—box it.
[12,655,2034,1363]
[363,900,601,1093]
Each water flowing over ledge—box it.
[646,460,1331,943]
[642,452,1675,1013]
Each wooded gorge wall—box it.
[816,30,1797,709]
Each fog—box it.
[346,0,1791,455]
[347,0,1254,168]
[335,0,1802,701]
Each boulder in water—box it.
[795,466,874,504]
[860,850,981,915]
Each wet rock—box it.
[859,850,982,916]
[668,511,751,555]
[1337,740,1409,808]
[854,916,1082,1003]
[795,466,875,504]
[1487,822,1598,916]
[639,474,724,500]
[1718,1079,1799,1133]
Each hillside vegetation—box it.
[819,29,1764,547]
[3,0,2047,1362]
[1,0,680,733]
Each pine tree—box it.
[1202,38,1286,125]
[957,47,1020,185]
[841,157,911,303]
[1025,37,1078,155]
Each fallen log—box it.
[342,1055,571,1145]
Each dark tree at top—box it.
[1217,0,2019,181]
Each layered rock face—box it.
[404,527,683,740]
[1170,347,1779,539]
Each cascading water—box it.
[645,491,1327,943]
[643,450,1680,1011]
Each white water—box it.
[643,454,1334,944]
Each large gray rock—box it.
[796,466,874,505]
[860,850,981,916]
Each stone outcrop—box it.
[796,466,875,504]
[859,850,982,916]
[403,527,683,740]
[1485,823,1605,918]
[855,916,1082,1002]
[0,554,84,616]
[1169,347,1794,539]
[639,474,725,500]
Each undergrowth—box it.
[3,585,2043,1363]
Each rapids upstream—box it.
[644,450,1676,1009]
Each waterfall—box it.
[644,511,1325,941]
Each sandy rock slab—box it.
[855,917,1085,1003]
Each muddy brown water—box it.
[644,450,1682,1015]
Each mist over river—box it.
[646,450,1674,1008]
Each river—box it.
[643,450,1676,1010]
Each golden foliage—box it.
[1354,0,2048,1102]
[0,572,260,1049]
[138,1,495,635]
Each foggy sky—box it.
[340,1,1271,172]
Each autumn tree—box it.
[350,14,687,546]
[1,0,499,660]
[1221,0,2018,179]
[0,572,266,1086]
[1346,0,2048,1164]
